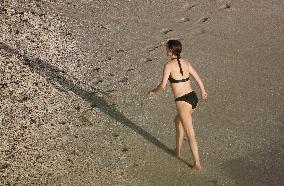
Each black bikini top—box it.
[168,76,190,83]
[168,57,190,83]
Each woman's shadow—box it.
[0,42,192,166]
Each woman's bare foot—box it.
[173,148,181,158]
[192,162,201,171]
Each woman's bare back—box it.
[168,58,194,98]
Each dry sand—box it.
[0,0,283,185]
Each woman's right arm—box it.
[146,63,171,96]
[188,62,208,100]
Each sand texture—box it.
[0,0,283,185]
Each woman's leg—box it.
[174,114,184,157]
[176,101,201,170]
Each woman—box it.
[147,40,208,171]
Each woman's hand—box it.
[146,91,155,96]
[201,90,208,100]
[146,83,164,96]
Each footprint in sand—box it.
[209,179,218,186]
[192,28,206,35]
[116,49,125,53]
[177,17,190,23]
[0,163,10,173]
[0,83,8,89]
[140,57,152,63]
[161,28,173,34]
[112,133,119,138]
[94,79,103,85]
[99,24,108,30]
[93,67,100,72]
[146,45,159,52]
[126,68,134,72]
[199,17,210,23]
[183,3,197,11]
[219,2,231,10]
[126,68,135,75]
[74,106,81,111]
[118,77,128,83]
[122,147,128,152]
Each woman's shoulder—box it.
[180,58,191,66]
[166,60,174,66]
[181,57,190,62]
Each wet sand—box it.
[0,0,283,185]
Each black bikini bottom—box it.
[175,91,199,109]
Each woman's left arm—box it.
[147,64,171,96]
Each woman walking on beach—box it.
[147,40,208,171]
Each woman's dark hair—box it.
[167,40,183,75]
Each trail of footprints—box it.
[88,2,233,106]
[187,2,231,23]
[92,1,232,97]
[163,1,232,35]
[94,0,231,87]
[142,1,232,62]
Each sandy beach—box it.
[0,0,283,185]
